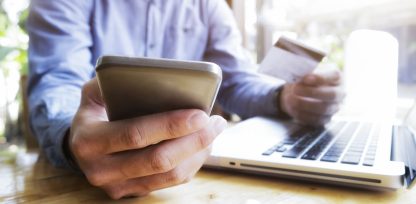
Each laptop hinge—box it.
[391,125,416,188]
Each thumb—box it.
[80,77,105,108]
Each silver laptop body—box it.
[204,103,416,190]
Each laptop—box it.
[204,30,415,190]
[204,102,416,190]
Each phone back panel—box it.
[96,57,222,121]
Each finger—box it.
[100,116,226,184]
[116,148,211,199]
[75,78,109,121]
[290,96,340,116]
[293,84,345,102]
[302,69,342,86]
[89,109,212,154]
[80,77,105,107]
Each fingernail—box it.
[212,116,227,134]
[304,75,316,84]
[189,111,209,129]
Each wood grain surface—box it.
[1,150,415,204]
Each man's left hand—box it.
[279,69,345,126]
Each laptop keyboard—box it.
[262,121,380,166]
[302,122,345,160]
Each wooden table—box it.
[1,150,416,204]
[2,99,416,203]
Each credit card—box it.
[259,36,326,83]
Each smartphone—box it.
[95,56,222,121]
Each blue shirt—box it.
[27,0,284,170]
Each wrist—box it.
[63,129,81,171]
[275,85,291,119]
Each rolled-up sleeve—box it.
[27,0,93,169]
[203,0,285,119]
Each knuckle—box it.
[137,183,152,194]
[182,176,192,184]
[104,186,124,200]
[121,184,152,198]
[166,120,181,138]
[137,191,151,197]
[71,136,90,157]
[196,129,212,149]
[165,112,187,137]
[85,171,106,187]
[121,124,146,148]
[165,169,186,185]
[150,149,175,173]
[119,162,132,179]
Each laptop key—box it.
[281,138,298,145]
[341,123,372,165]
[321,122,360,163]
[262,148,275,156]
[282,127,312,145]
[262,144,281,156]
[276,146,287,152]
[363,159,375,166]
[320,155,339,162]
[341,155,361,164]
[301,122,345,160]
[301,153,319,160]
[262,127,313,156]
[283,128,324,158]
[362,125,381,166]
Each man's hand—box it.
[279,69,345,126]
[68,78,227,199]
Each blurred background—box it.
[0,0,28,152]
[232,0,416,94]
[0,0,416,150]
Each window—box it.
[230,0,416,98]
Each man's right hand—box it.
[68,78,227,199]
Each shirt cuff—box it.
[29,97,82,173]
[46,116,81,172]
[272,85,292,119]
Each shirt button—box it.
[149,44,155,49]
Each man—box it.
[27,0,344,199]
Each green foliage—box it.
[0,0,29,74]
[0,0,29,142]
[18,8,28,33]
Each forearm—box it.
[29,85,81,170]
[217,70,285,119]
[27,0,94,169]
